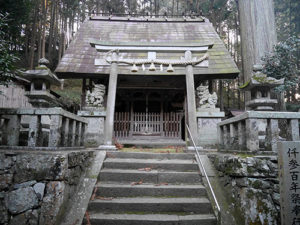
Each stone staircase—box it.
[84,152,217,225]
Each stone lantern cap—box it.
[20,58,62,86]
[239,65,284,91]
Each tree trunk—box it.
[48,0,55,62]
[238,0,278,109]
[29,2,39,69]
[41,0,47,58]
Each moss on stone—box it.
[239,80,250,89]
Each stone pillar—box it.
[49,115,62,147]
[76,122,82,147]
[62,118,70,147]
[28,115,41,147]
[103,52,118,148]
[217,125,224,146]
[287,119,300,141]
[69,120,76,147]
[223,125,230,149]
[81,123,86,146]
[238,121,246,150]
[229,123,238,148]
[265,119,279,152]
[246,118,259,152]
[7,115,21,146]
[185,50,198,146]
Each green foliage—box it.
[262,36,300,92]
[0,13,19,86]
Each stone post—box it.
[223,125,229,149]
[28,116,41,147]
[62,118,70,147]
[278,141,300,224]
[76,122,82,147]
[238,121,246,150]
[287,119,300,141]
[6,115,21,146]
[68,120,75,146]
[185,50,199,146]
[245,118,259,152]
[217,125,224,146]
[80,123,86,146]
[69,120,76,147]
[229,123,237,148]
[49,115,62,147]
[103,52,118,148]
[265,119,279,152]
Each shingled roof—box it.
[55,16,239,79]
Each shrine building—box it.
[55,15,239,148]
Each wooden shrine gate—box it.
[114,112,183,139]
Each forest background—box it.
[0,0,299,111]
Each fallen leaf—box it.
[85,212,91,225]
[131,180,143,186]
[90,187,98,201]
[138,167,152,172]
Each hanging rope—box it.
[105,51,209,66]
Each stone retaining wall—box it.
[208,154,280,225]
[0,150,94,225]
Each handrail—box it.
[186,124,221,221]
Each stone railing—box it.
[0,107,87,149]
[217,111,300,152]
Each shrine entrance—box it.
[114,89,185,141]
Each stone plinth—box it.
[278,141,300,225]
[197,109,225,148]
[77,110,106,147]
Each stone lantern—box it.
[240,65,284,111]
[20,58,62,108]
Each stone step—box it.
[106,151,195,160]
[99,169,202,184]
[85,213,217,225]
[103,158,198,171]
[96,183,207,197]
[88,197,213,214]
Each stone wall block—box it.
[5,187,38,214]
[14,154,68,183]
[0,198,8,224]
[0,174,13,190]
[39,181,67,225]
[33,183,45,200]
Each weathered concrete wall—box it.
[0,150,94,225]
[208,154,280,225]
